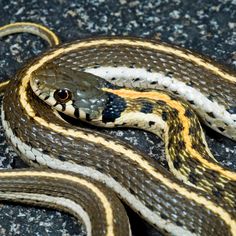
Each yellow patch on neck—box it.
[103,88,236,181]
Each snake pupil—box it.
[54,89,71,103]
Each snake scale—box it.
[0,22,235,236]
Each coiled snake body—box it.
[0,22,236,236]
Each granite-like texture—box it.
[0,0,235,235]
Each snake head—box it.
[30,65,109,121]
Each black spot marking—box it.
[188,100,195,105]
[173,155,182,170]
[44,95,50,100]
[111,77,116,81]
[162,111,168,121]
[29,159,38,164]
[172,108,179,118]
[74,108,80,118]
[186,81,195,87]
[172,90,179,95]
[212,188,223,198]
[133,78,140,82]
[165,71,173,77]
[129,63,135,68]
[160,213,168,220]
[93,64,100,69]
[226,105,236,115]
[147,68,152,72]
[140,101,153,113]
[61,103,66,112]
[188,172,198,185]
[176,220,183,227]
[58,155,66,161]
[150,81,158,85]
[25,141,33,147]
[176,140,185,153]
[33,110,40,117]
[102,93,126,123]
[178,140,186,150]
[42,149,50,155]
[113,176,119,181]
[159,128,164,137]
[191,142,198,150]
[79,66,85,71]
[207,94,214,102]
[95,166,103,172]
[112,61,118,67]
[163,229,168,234]
[167,136,174,150]
[105,82,121,90]
[184,109,194,118]
[206,119,212,126]
[218,127,225,132]
[86,113,92,121]
[129,188,135,195]
[149,121,155,127]
[12,128,19,136]
[189,126,197,135]
[53,102,59,107]
[145,204,155,211]
[209,169,218,179]
[206,112,215,118]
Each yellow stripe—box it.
[18,38,234,84]
[0,171,114,236]
[1,26,234,83]
[36,38,236,82]
[19,69,236,236]
[0,80,9,89]
[0,22,60,46]
[105,88,236,181]
[4,24,235,234]
[102,39,236,83]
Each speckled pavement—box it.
[0,0,235,235]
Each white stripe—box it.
[85,66,236,132]
[1,107,196,236]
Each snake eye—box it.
[54,89,72,103]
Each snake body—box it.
[0,23,236,236]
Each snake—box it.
[0,22,235,236]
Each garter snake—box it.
[0,22,236,236]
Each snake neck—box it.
[94,88,236,211]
